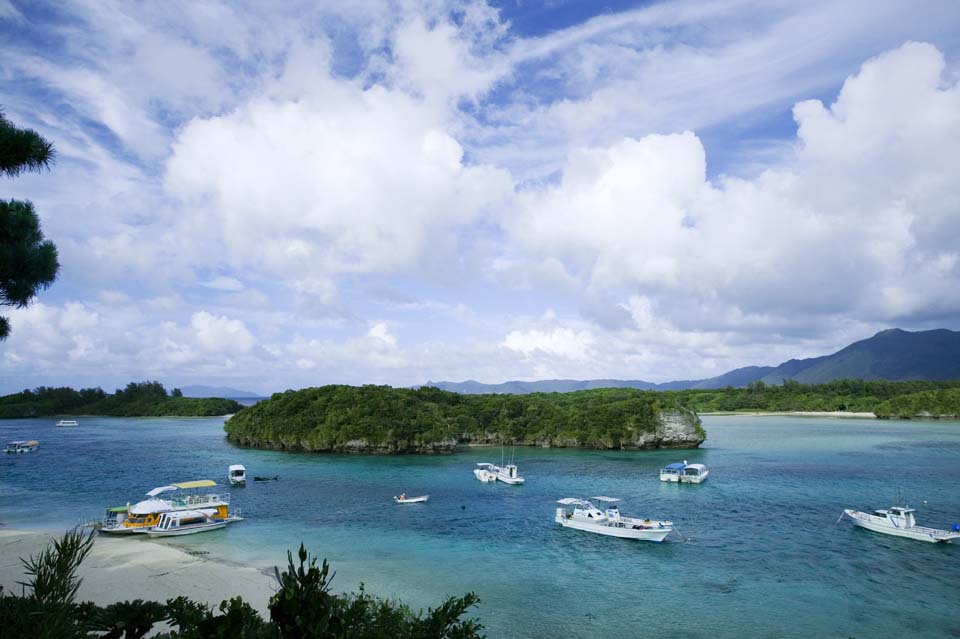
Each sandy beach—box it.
[0,529,277,613]
[700,411,877,419]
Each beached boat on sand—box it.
[100,480,234,534]
[841,506,960,543]
[555,497,673,542]
[146,508,242,537]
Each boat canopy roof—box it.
[591,496,621,503]
[130,499,174,515]
[663,462,686,470]
[106,506,129,513]
[163,508,218,520]
[228,465,246,472]
[147,479,217,496]
[476,463,495,468]
[557,498,585,505]
[683,463,707,471]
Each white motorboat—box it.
[660,461,685,482]
[841,506,960,543]
[228,464,247,485]
[394,494,429,504]
[680,463,709,484]
[555,497,673,542]
[4,440,39,453]
[474,463,498,482]
[497,463,525,485]
[56,419,79,427]
[146,508,242,537]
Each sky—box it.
[1,0,959,395]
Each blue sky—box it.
[2,0,960,394]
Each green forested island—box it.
[225,385,705,453]
[669,379,960,418]
[0,381,244,418]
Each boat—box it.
[100,480,233,534]
[555,497,673,542]
[4,440,39,453]
[841,506,960,543]
[659,461,686,482]
[497,463,525,485]
[394,494,429,504]
[253,475,278,482]
[146,508,242,537]
[101,505,130,530]
[56,419,79,427]
[680,463,709,484]
[474,463,498,482]
[228,464,247,485]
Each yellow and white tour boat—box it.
[100,480,234,534]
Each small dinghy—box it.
[394,494,429,504]
[841,506,960,543]
[253,475,279,482]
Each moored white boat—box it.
[474,463,498,482]
[4,440,39,453]
[394,494,429,504]
[680,463,709,483]
[555,497,673,542]
[146,508,242,537]
[497,463,524,485]
[659,462,684,482]
[56,419,79,427]
[228,464,247,485]
[842,506,960,543]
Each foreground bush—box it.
[0,529,483,639]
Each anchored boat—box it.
[100,479,234,534]
[146,508,242,537]
[228,464,247,485]
[841,506,960,543]
[474,463,498,482]
[4,440,39,453]
[394,494,429,504]
[56,419,79,427]
[497,463,525,485]
[555,497,673,542]
[660,460,709,483]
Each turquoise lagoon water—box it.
[1,415,959,637]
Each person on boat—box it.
[399,493,405,501]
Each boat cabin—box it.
[154,509,219,532]
[228,464,247,485]
[557,498,609,522]
[501,464,520,480]
[102,505,129,529]
[874,507,917,529]
[681,463,708,482]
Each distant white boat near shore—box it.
[394,494,429,504]
[842,506,960,543]
[56,419,79,427]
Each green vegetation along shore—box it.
[667,379,960,418]
[0,381,243,418]
[224,385,705,453]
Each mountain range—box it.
[426,328,960,394]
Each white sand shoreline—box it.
[0,529,277,613]
[700,411,877,419]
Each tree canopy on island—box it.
[0,109,59,340]
[0,381,243,418]
[225,384,702,452]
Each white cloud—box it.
[190,311,255,354]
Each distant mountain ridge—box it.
[427,328,960,394]
[180,385,261,398]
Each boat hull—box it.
[844,510,959,543]
[555,515,671,542]
[497,476,524,485]
[680,472,708,484]
[394,496,429,504]
[659,473,680,482]
[146,519,238,537]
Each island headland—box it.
[224,385,705,453]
